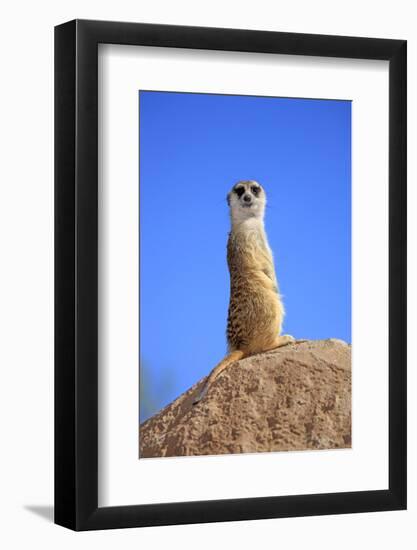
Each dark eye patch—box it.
[251,186,260,196]
[234,186,245,198]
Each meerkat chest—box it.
[228,225,274,274]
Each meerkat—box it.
[193,180,294,404]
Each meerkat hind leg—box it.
[277,334,295,346]
[264,334,295,352]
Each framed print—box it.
[55,19,406,530]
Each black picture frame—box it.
[55,19,407,531]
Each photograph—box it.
[138,90,352,458]
[0,1,410,543]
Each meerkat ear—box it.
[226,192,231,206]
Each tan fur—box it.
[193,180,294,404]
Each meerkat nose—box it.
[243,195,252,203]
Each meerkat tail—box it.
[193,350,245,405]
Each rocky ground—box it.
[139,339,351,458]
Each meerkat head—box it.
[227,180,266,224]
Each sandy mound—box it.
[139,339,351,458]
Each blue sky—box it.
[139,91,351,421]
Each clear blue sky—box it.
[139,91,351,421]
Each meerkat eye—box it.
[234,187,245,198]
[251,186,260,196]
